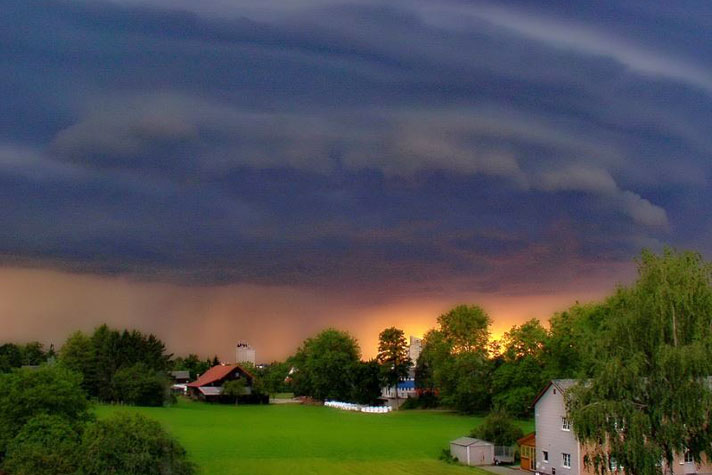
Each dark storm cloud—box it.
[1,0,711,292]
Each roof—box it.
[187,364,252,388]
[531,378,577,407]
[517,432,536,446]
[198,386,222,396]
[450,437,492,447]
[170,370,190,380]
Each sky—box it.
[1,0,711,361]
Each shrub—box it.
[470,410,523,446]
[78,412,195,475]
[3,414,81,474]
[111,363,169,407]
[0,365,91,454]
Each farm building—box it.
[449,437,494,466]
[186,363,254,402]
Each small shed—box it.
[450,437,494,466]
[517,432,536,471]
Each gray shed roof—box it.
[450,437,492,447]
[170,370,191,379]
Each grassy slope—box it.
[97,400,533,475]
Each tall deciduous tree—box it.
[417,305,494,413]
[492,319,549,416]
[567,249,712,474]
[377,327,411,402]
[291,328,360,401]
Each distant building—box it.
[408,336,422,364]
[186,364,254,402]
[235,341,256,365]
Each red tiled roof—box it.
[186,364,253,387]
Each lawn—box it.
[97,400,532,474]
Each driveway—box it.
[478,465,524,475]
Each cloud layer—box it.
[1,0,711,300]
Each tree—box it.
[567,249,712,474]
[417,305,494,413]
[3,414,81,475]
[59,325,173,405]
[291,328,360,401]
[471,410,523,446]
[544,302,608,379]
[21,341,46,366]
[79,412,195,475]
[111,363,169,407]
[351,360,382,405]
[437,304,491,354]
[377,327,411,403]
[59,331,95,394]
[0,343,23,373]
[261,361,291,395]
[0,365,91,455]
[491,319,549,416]
[223,379,248,404]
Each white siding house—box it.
[534,379,580,475]
[533,379,712,475]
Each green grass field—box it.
[97,399,533,474]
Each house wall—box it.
[669,453,712,475]
[535,384,585,475]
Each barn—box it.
[186,364,254,402]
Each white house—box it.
[532,379,712,475]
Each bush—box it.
[3,414,81,474]
[401,391,440,409]
[470,410,523,446]
[78,412,196,475]
[0,365,91,454]
[111,363,169,407]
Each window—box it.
[543,451,549,463]
[562,417,571,431]
[563,453,571,468]
[685,451,694,464]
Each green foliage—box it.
[0,343,23,373]
[171,354,211,381]
[377,327,411,399]
[223,379,248,398]
[491,319,548,416]
[545,302,608,379]
[470,410,523,446]
[351,360,383,405]
[418,305,493,413]
[59,325,172,405]
[437,304,491,354]
[567,248,712,474]
[79,412,195,475]
[0,365,91,455]
[3,414,81,475]
[291,328,361,401]
[112,363,170,407]
[261,361,292,395]
[20,341,47,366]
